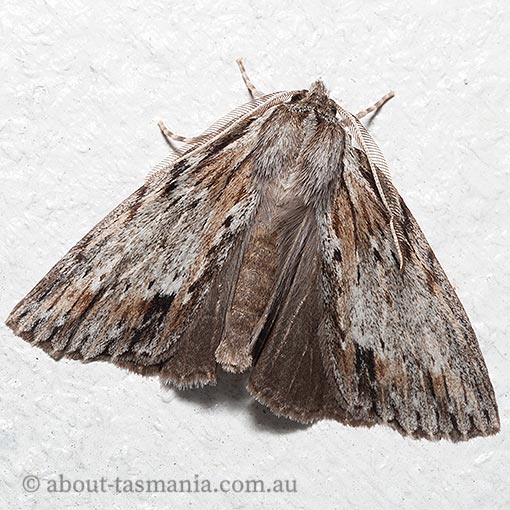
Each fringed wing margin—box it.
[320,146,500,440]
[6,116,264,388]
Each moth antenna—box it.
[355,91,395,120]
[236,57,265,99]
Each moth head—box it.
[307,80,329,98]
[298,80,338,118]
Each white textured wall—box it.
[1,1,509,509]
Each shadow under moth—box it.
[6,59,499,441]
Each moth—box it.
[6,59,499,441]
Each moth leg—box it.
[355,91,395,120]
[157,120,203,145]
[236,58,265,99]
[157,121,184,155]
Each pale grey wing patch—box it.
[5,122,263,386]
[321,146,499,440]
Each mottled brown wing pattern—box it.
[6,116,266,388]
[247,141,499,440]
[319,146,500,440]
[5,73,499,441]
